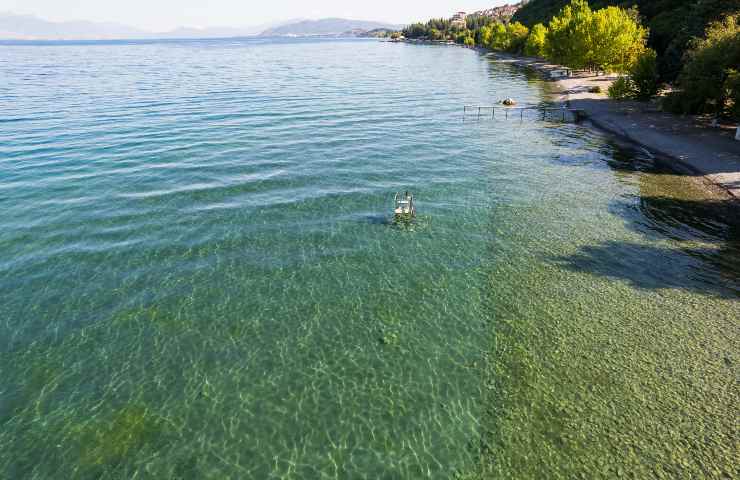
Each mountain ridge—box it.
[259,18,404,37]
[0,13,396,40]
[0,12,148,40]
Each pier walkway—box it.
[463,105,586,122]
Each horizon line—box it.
[0,11,414,34]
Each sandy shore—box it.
[492,52,740,200]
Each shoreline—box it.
[489,52,740,201]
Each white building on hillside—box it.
[451,12,467,29]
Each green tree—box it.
[466,14,494,32]
[667,14,740,118]
[486,22,530,53]
[546,0,593,69]
[478,25,493,46]
[507,22,531,54]
[545,0,648,72]
[403,23,427,39]
[524,23,549,57]
[488,23,509,50]
[588,6,648,72]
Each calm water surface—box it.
[1,38,738,478]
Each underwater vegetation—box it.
[70,405,165,474]
[392,211,416,228]
[1,37,738,479]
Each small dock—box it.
[463,105,586,123]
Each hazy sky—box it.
[0,1,512,31]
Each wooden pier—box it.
[463,105,586,122]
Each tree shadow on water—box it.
[615,195,740,244]
[564,194,740,299]
[553,240,740,299]
[602,142,666,174]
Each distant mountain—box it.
[0,12,148,40]
[0,12,402,41]
[260,18,404,37]
[159,19,304,39]
[358,28,399,38]
[0,12,303,40]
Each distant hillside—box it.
[512,0,740,80]
[0,13,301,40]
[360,28,398,38]
[0,12,148,40]
[160,20,302,39]
[0,12,402,41]
[473,1,530,22]
[260,18,404,36]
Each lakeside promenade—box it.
[493,52,740,200]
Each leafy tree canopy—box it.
[514,0,740,80]
[524,23,549,57]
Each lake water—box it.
[1,38,738,478]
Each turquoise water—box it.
[1,38,738,478]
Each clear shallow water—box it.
[0,38,738,478]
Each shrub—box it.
[606,49,660,101]
[723,68,740,120]
[670,14,740,118]
[608,77,634,100]
[661,91,681,113]
[588,85,602,94]
[630,49,660,100]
